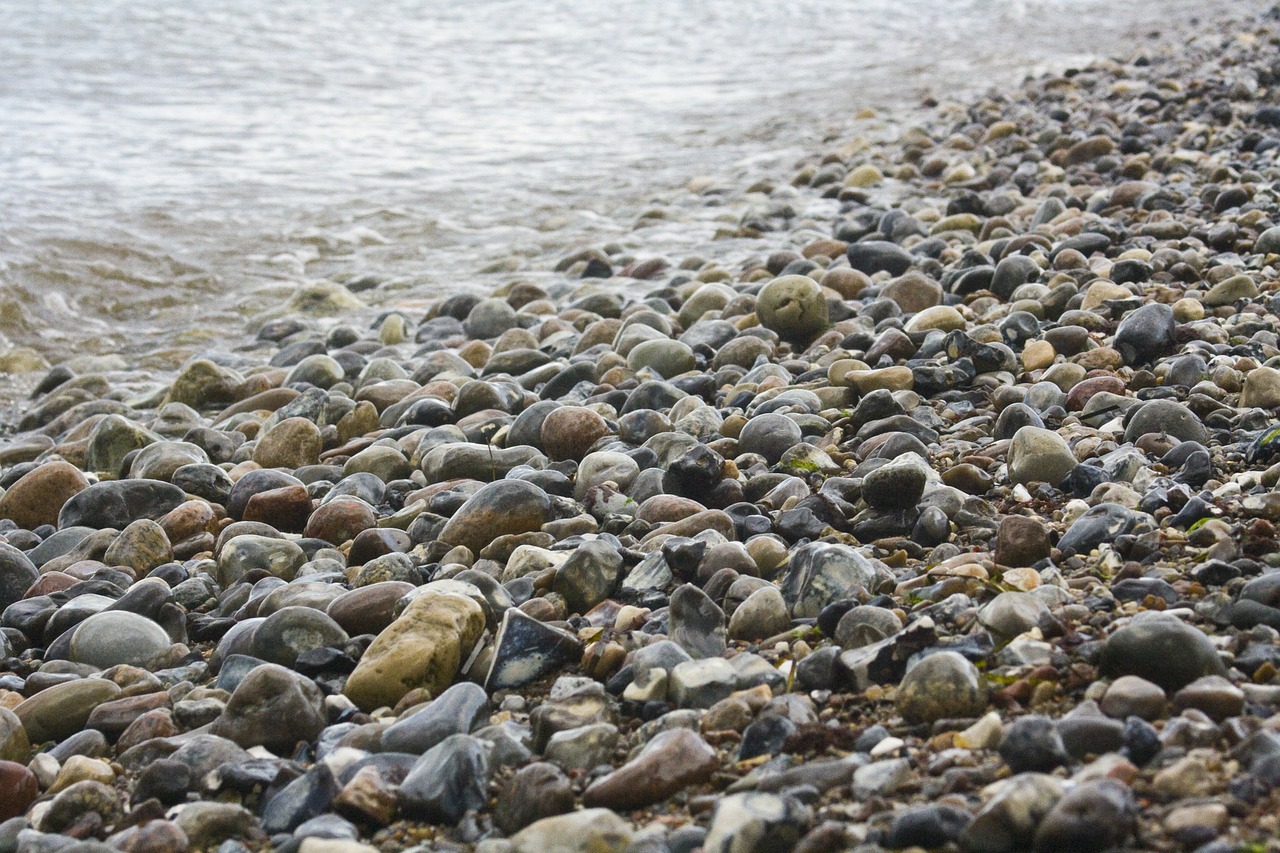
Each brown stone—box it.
[304,498,376,545]
[334,765,397,825]
[242,485,313,533]
[159,500,220,545]
[0,461,89,530]
[995,515,1052,568]
[253,417,323,469]
[0,759,38,820]
[103,519,173,574]
[540,406,610,461]
[582,728,719,810]
[25,571,77,597]
[1065,375,1126,411]
[325,582,415,636]
[635,495,707,524]
[639,510,736,543]
[116,709,180,753]
[347,528,411,566]
[85,692,173,739]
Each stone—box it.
[69,612,171,670]
[250,606,348,668]
[1203,273,1258,306]
[979,592,1051,640]
[861,454,928,509]
[961,773,1063,853]
[1113,302,1175,366]
[668,584,727,659]
[102,519,172,574]
[779,542,887,618]
[381,682,489,754]
[1241,366,1280,409]
[0,761,37,820]
[494,762,574,835]
[727,586,791,642]
[1099,675,1166,720]
[1031,779,1134,853]
[998,715,1070,773]
[128,440,209,481]
[58,480,187,529]
[304,498,376,545]
[669,658,739,709]
[216,535,306,588]
[485,608,583,692]
[737,414,803,465]
[627,339,697,377]
[343,591,486,711]
[165,358,243,408]
[540,407,610,461]
[0,545,38,611]
[510,809,633,853]
[1099,616,1227,691]
[544,722,618,771]
[398,733,489,825]
[437,480,553,555]
[896,651,987,724]
[552,540,622,614]
[85,415,160,477]
[756,275,830,343]
[1007,426,1075,487]
[0,462,88,530]
[702,792,809,853]
[171,802,261,850]
[885,804,972,850]
[994,515,1050,567]
[211,663,326,751]
[584,727,717,809]
[0,708,29,762]
[847,241,913,276]
[253,417,323,469]
[1057,503,1138,556]
[1123,399,1208,445]
[39,779,123,833]
[15,678,122,744]
[904,305,966,333]
[1173,675,1244,721]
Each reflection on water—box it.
[0,0,1223,381]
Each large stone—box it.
[211,663,326,751]
[1113,302,1175,366]
[778,542,887,618]
[216,534,307,588]
[398,733,490,825]
[15,678,123,743]
[0,545,38,611]
[1122,399,1209,445]
[756,275,830,343]
[1007,426,1076,487]
[1099,615,1227,691]
[102,518,172,574]
[510,809,633,853]
[381,682,489,754]
[703,792,810,853]
[254,417,324,469]
[85,415,160,477]
[69,611,172,669]
[485,607,583,692]
[582,728,718,810]
[437,480,553,555]
[58,480,187,529]
[896,651,987,724]
[0,462,88,530]
[343,591,486,712]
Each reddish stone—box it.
[86,692,173,740]
[1065,375,1126,411]
[242,485,313,533]
[0,759,38,819]
[325,582,414,636]
[347,528,411,566]
[25,571,77,598]
[115,709,180,752]
[303,498,376,545]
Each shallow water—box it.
[0,0,1227,383]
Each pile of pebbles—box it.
[7,6,1280,853]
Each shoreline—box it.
[2,2,1280,852]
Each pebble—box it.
[896,651,987,724]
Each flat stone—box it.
[0,462,88,530]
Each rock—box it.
[494,762,574,834]
[485,608,583,692]
[1100,675,1166,721]
[1242,366,1280,409]
[172,802,261,850]
[1173,675,1244,721]
[0,708,29,763]
[994,515,1050,567]
[1057,503,1138,556]
[1099,616,1227,691]
[343,591,486,711]
[727,586,791,641]
[381,682,489,754]
[738,414,803,465]
[216,535,307,588]
[0,761,37,820]
[979,592,1051,640]
[39,779,123,833]
[304,498,376,545]
[1203,273,1258,306]
[1032,780,1134,853]
[0,462,88,530]
[628,339,697,377]
[128,440,209,481]
[510,809,633,853]
[68,612,171,669]
[437,480,553,555]
[540,407,610,461]
[58,480,187,529]
[165,359,243,408]
[583,728,718,810]
[1123,399,1208,445]
[669,658,739,709]
[847,241,913,276]
[896,651,987,724]
[668,584,727,659]
[1007,426,1075,487]
[552,540,622,614]
[326,582,415,636]
[961,774,1063,853]
[885,804,972,850]
[85,415,160,477]
[250,606,348,668]
[882,272,943,313]
[544,722,618,770]
[998,715,1070,773]
[0,545,38,611]
[779,542,887,618]
[102,519,172,574]
[15,678,122,744]
[211,663,326,751]
[861,454,928,510]
[398,734,489,825]
[1113,302,1175,366]
[904,305,966,333]
[254,417,323,469]
[756,275,830,343]
[702,792,809,853]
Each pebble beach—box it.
[5,3,1280,853]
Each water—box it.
[0,0,1230,389]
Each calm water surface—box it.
[0,0,1227,391]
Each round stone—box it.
[541,406,610,461]
[862,454,929,509]
[738,414,803,465]
[897,651,987,724]
[69,611,172,670]
[0,461,89,530]
[1099,616,1228,691]
[756,275,830,343]
[1007,426,1076,487]
[254,417,324,469]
